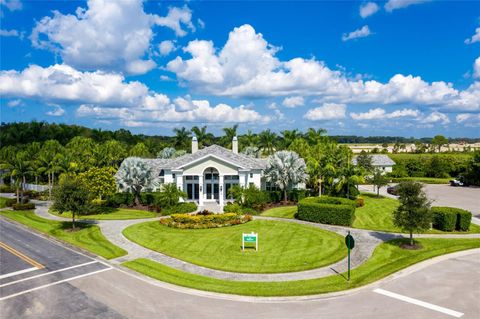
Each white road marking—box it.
[0,267,112,301]
[373,288,464,318]
[0,267,38,280]
[0,261,98,288]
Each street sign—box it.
[345,231,355,281]
[242,232,258,251]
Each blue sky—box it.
[1,0,479,137]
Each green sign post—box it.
[345,231,355,281]
[242,232,258,251]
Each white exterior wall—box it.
[246,170,262,189]
[182,157,238,176]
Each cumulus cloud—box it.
[166,24,480,111]
[465,27,480,45]
[304,103,346,120]
[0,29,18,37]
[282,96,304,108]
[474,57,480,79]
[385,0,429,12]
[360,2,379,18]
[456,113,480,126]
[350,107,420,120]
[0,0,22,11]
[31,1,195,75]
[0,63,268,125]
[421,111,450,125]
[46,105,65,116]
[342,25,372,42]
[159,40,177,56]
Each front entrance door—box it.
[204,170,219,201]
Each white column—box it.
[239,172,247,188]
[198,175,204,206]
[176,174,184,202]
[219,175,224,206]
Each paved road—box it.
[1,217,479,318]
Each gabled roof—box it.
[137,145,267,172]
[352,154,395,166]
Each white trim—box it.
[0,267,38,280]
[0,267,112,301]
[176,154,246,170]
[373,288,464,318]
[0,261,98,288]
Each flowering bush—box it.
[161,212,252,229]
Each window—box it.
[250,173,253,178]
[249,182,254,187]
[172,174,176,179]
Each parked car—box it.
[449,179,464,187]
[387,184,400,195]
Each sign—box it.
[345,234,355,249]
[242,232,258,251]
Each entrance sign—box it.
[345,231,355,281]
[242,232,258,251]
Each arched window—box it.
[159,169,165,184]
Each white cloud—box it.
[152,5,194,37]
[159,40,177,56]
[360,2,379,18]
[282,96,304,108]
[342,25,372,41]
[385,0,429,12]
[0,29,18,37]
[31,1,195,75]
[0,0,22,11]
[465,27,480,45]
[304,103,346,120]
[7,99,22,107]
[46,105,65,116]
[474,57,480,79]
[422,111,450,124]
[456,113,480,127]
[351,107,420,120]
[197,18,205,29]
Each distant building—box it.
[352,154,395,173]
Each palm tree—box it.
[305,128,327,146]
[173,127,191,150]
[259,129,277,156]
[240,129,258,148]
[280,129,301,149]
[263,151,308,203]
[1,152,33,203]
[222,124,239,148]
[38,140,63,199]
[115,158,158,206]
[155,183,187,208]
[191,126,214,147]
[306,142,337,196]
[25,142,41,184]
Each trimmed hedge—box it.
[12,202,36,210]
[161,202,197,215]
[296,196,356,226]
[431,206,472,232]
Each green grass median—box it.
[50,208,157,220]
[1,210,127,259]
[122,238,480,296]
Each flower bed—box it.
[160,211,252,229]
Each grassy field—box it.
[261,206,297,219]
[390,177,450,184]
[50,208,157,220]
[122,238,480,296]
[1,210,127,259]
[389,153,473,161]
[123,219,346,273]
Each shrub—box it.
[241,207,260,215]
[223,202,243,214]
[5,198,17,207]
[161,202,197,215]
[12,202,36,210]
[432,206,472,231]
[140,192,156,205]
[296,196,356,226]
[106,192,135,207]
[163,212,251,229]
[356,197,365,207]
[288,189,308,202]
[0,184,14,193]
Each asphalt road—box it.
[1,217,479,319]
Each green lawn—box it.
[354,193,480,234]
[123,238,480,296]
[261,206,297,219]
[390,177,450,184]
[1,210,127,259]
[50,208,157,220]
[0,197,9,208]
[123,219,346,273]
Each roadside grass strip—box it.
[0,210,127,260]
[373,288,464,318]
[123,219,346,273]
[122,238,480,297]
[50,208,157,220]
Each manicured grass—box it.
[50,208,157,220]
[0,210,127,259]
[123,219,346,273]
[390,177,450,184]
[0,197,9,208]
[354,193,480,234]
[122,238,480,296]
[261,206,297,219]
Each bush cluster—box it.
[296,196,356,226]
[355,197,365,207]
[431,206,472,232]
[0,184,14,193]
[161,211,252,229]
[263,189,309,203]
[12,202,36,210]
[161,202,197,216]
[223,202,243,214]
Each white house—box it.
[352,154,395,173]
[139,136,274,210]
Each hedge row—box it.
[431,206,472,232]
[12,202,36,210]
[296,196,356,226]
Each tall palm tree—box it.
[38,140,63,199]
[191,126,214,147]
[240,129,258,147]
[1,152,33,203]
[258,129,277,156]
[173,127,191,150]
[305,128,327,146]
[222,124,239,148]
[280,129,301,150]
[25,142,42,184]
[306,142,337,196]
